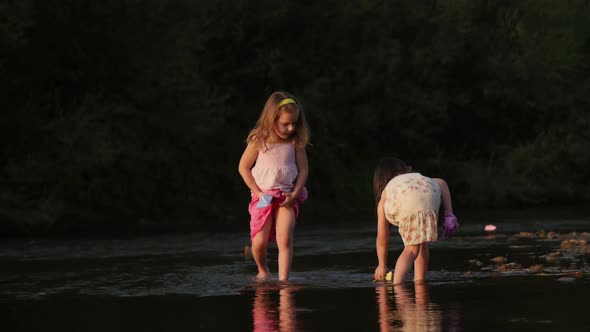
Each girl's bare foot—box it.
[256,271,270,280]
[256,267,270,280]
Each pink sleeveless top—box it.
[251,143,298,192]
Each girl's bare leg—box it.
[251,218,272,279]
[275,206,296,281]
[393,244,420,285]
[413,243,429,282]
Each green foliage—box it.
[1,0,589,234]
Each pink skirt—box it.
[248,188,308,243]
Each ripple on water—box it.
[1,218,589,299]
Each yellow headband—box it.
[278,98,296,107]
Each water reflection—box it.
[376,283,446,332]
[252,283,301,332]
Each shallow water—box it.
[2,212,590,331]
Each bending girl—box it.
[373,158,457,284]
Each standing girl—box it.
[238,91,310,281]
[373,158,458,284]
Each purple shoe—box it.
[443,211,459,237]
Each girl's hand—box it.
[280,192,296,207]
[374,265,388,281]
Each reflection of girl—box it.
[252,286,299,332]
[376,283,443,332]
[373,158,457,284]
[252,288,276,331]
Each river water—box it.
[2,210,589,331]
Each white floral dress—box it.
[383,173,441,245]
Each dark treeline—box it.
[1,0,589,235]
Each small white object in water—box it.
[484,224,497,232]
